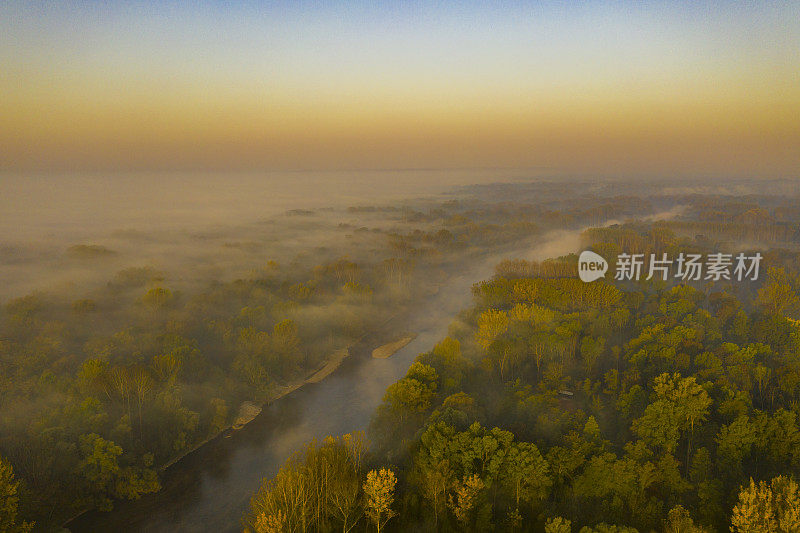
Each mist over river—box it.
[0,169,541,301]
[67,228,580,532]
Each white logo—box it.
[579,251,608,282]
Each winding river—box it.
[68,233,577,532]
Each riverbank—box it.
[307,348,350,383]
[64,307,409,530]
[157,345,354,470]
[66,239,550,532]
[371,334,417,358]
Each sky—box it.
[1,1,798,177]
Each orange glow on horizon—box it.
[2,2,798,177]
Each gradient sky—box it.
[1,1,798,177]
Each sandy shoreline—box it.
[371,334,417,358]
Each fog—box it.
[0,170,535,302]
[5,172,795,303]
[523,229,583,262]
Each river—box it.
[68,231,578,532]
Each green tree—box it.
[0,456,33,532]
[383,379,434,422]
[633,373,711,458]
[78,434,123,511]
[501,442,551,512]
[716,416,757,475]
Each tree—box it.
[574,451,658,528]
[716,416,757,475]
[753,364,772,406]
[731,475,800,532]
[546,517,573,533]
[245,435,367,533]
[632,396,682,454]
[406,362,438,385]
[432,337,463,364]
[476,309,509,351]
[271,319,301,360]
[251,510,286,533]
[246,452,312,533]
[151,351,181,383]
[324,434,366,533]
[78,434,124,511]
[0,456,33,532]
[664,505,706,532]
[363,469,397,533]
[584,416,601,441]
[381,377,435,425]
[130,367,153,440]
[414,457,452,528]
[581,336,606,375]
[501,442,551,512]
[670,375,712,471]
[142,287,173,308]
[114,464,160,501]
[448,474,484,529]
[633,373,711,458]
[428,337,466,390]
[208,398,229,436]
[757,268,800,317]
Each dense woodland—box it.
[243,188,800,532]
[1,198,574,529]
[3,187,642,530]
[2,181,800,531]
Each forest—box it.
[242,186,800,532]
[0,195,569,530]
[0,182,656,530]
[2,180,800,531]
